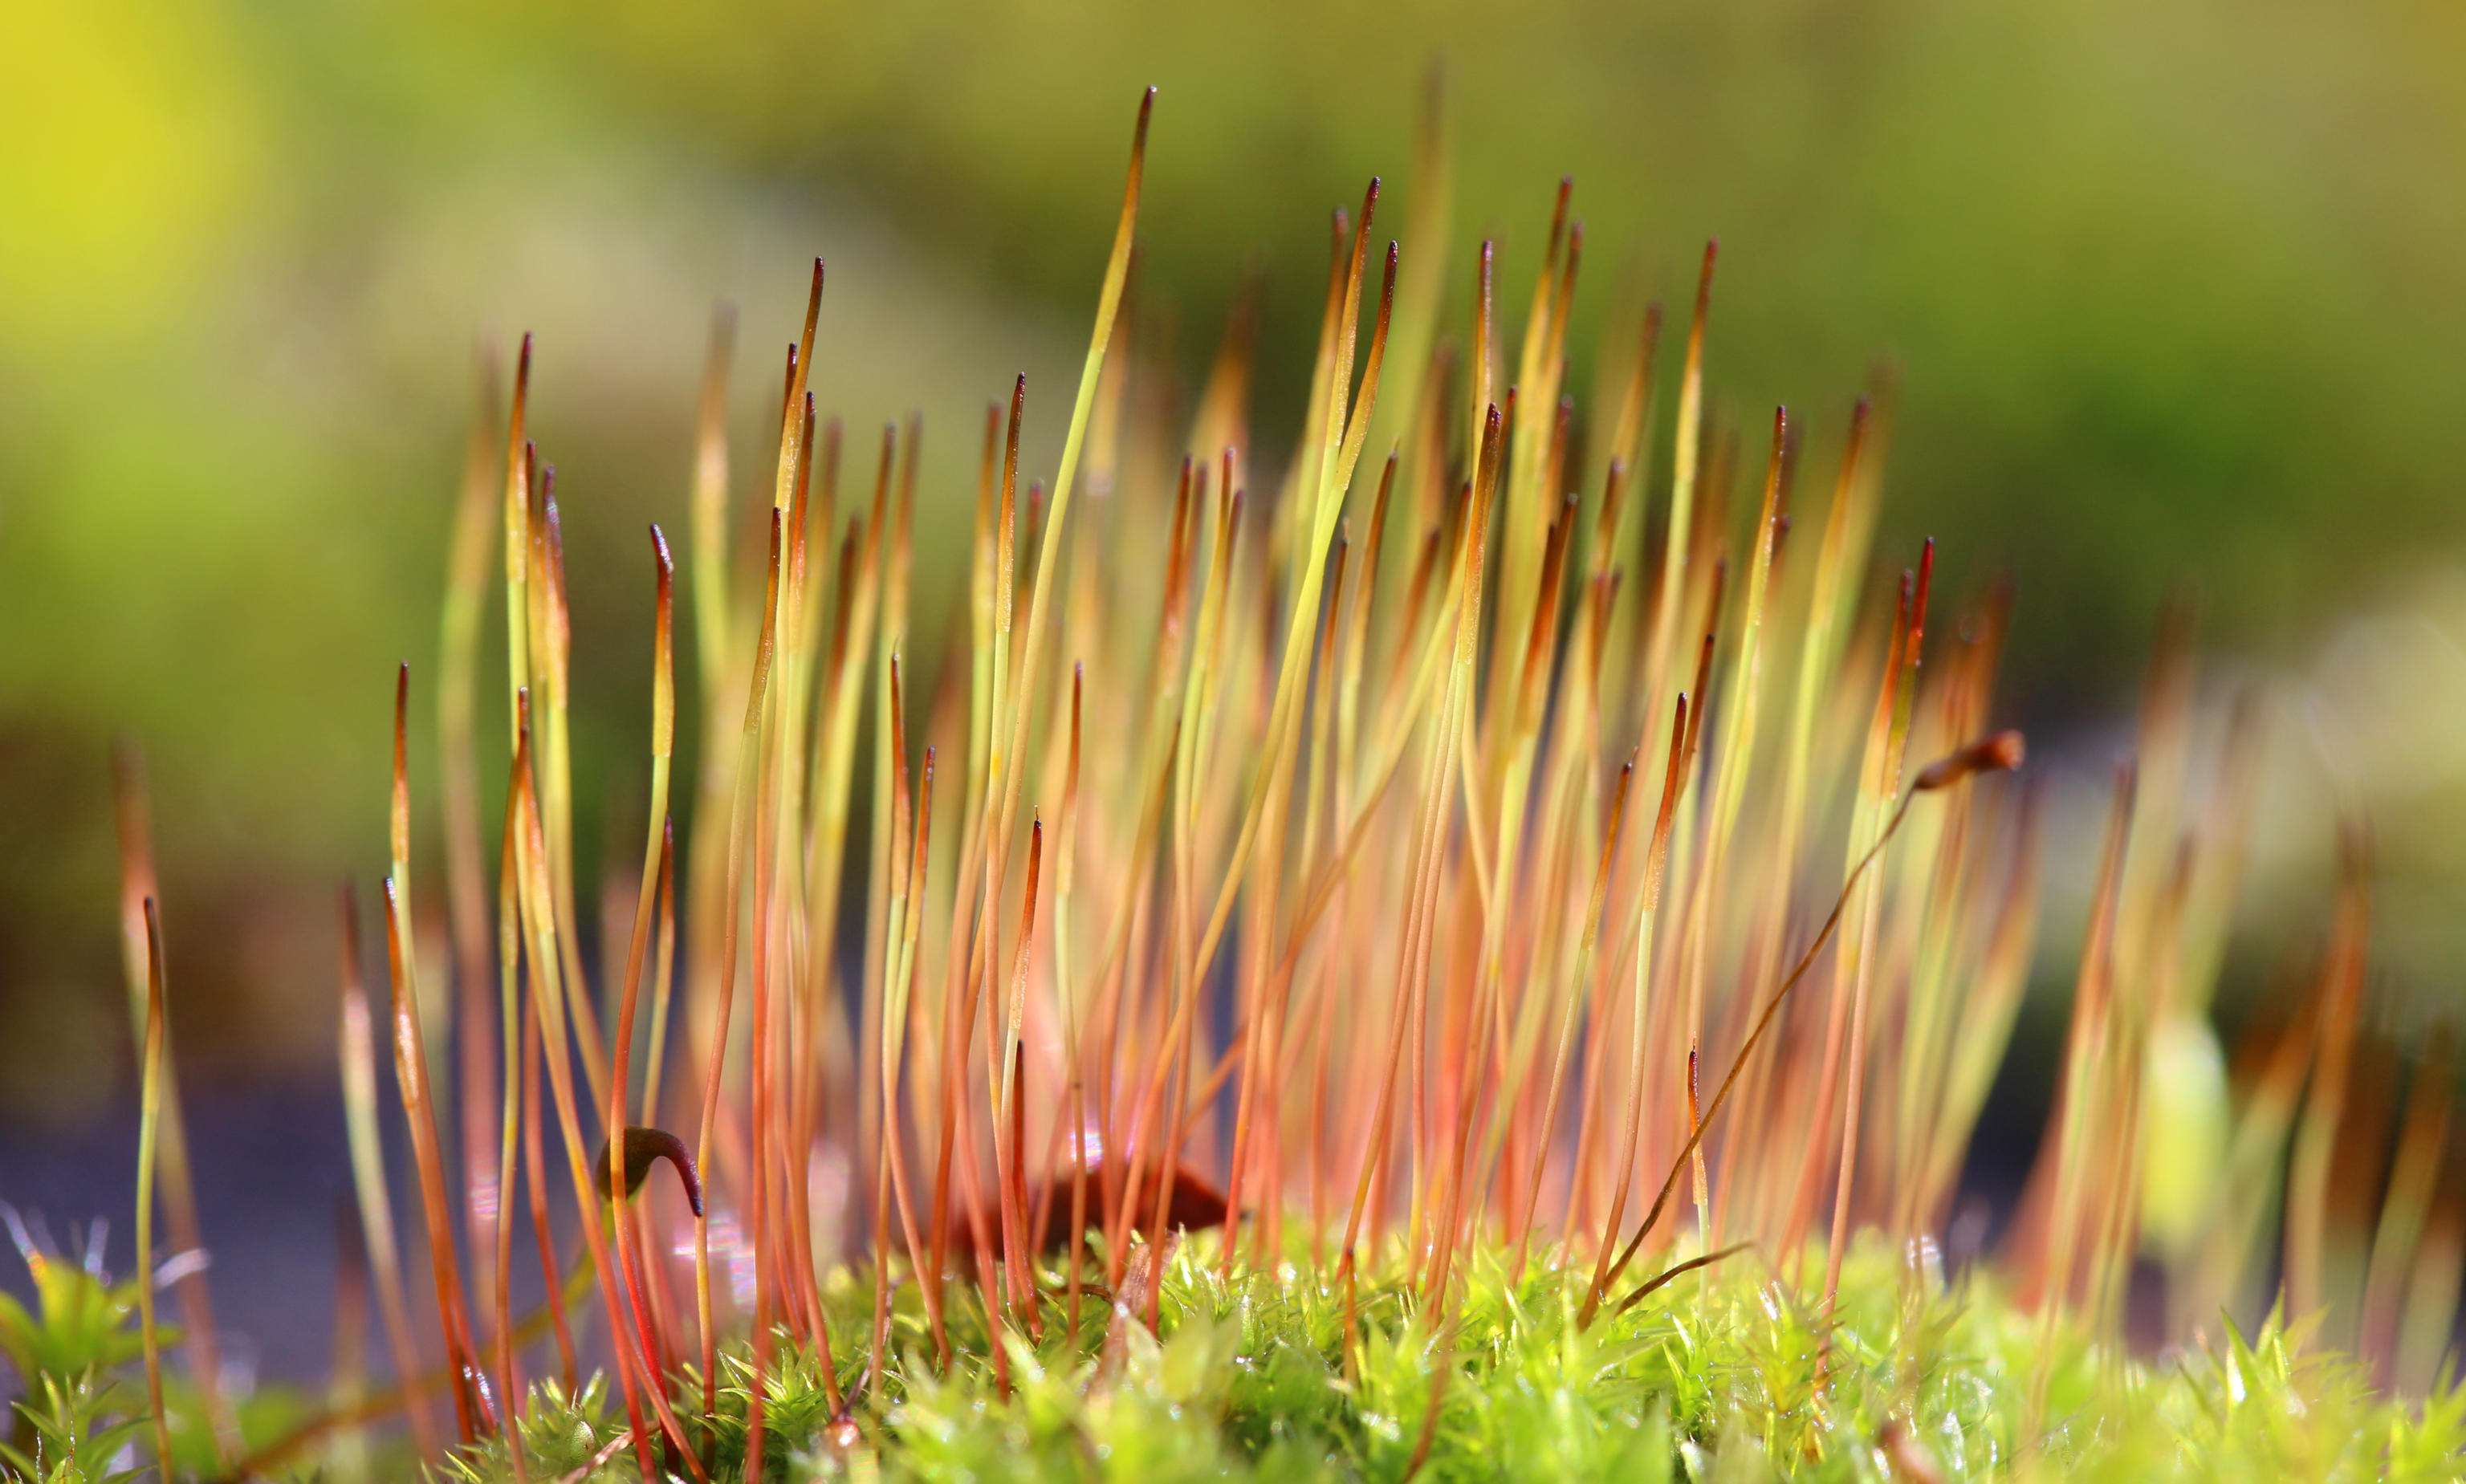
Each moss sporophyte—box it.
[18,84,2466,1482]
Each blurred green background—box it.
[3,0,2464,1116]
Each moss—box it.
[433,1232,2466,1482]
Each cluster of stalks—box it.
[96,85,2465,1480]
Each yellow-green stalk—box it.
[133,901,176,1478]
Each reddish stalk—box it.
[745,583,789,1474]
[869,728,934,1400]
[519,975,577,1391]
[694,510,784,1432]
[1511,757,1638,1279]
[489,719,535,1458]
[1581,694,1693,1324]
[1781,573,1915,1268]
[930,380,1025,1332]
[995,820,1048,1336]
[384,872,486,1441]
[1056,668,1092,1336]
[1820,543,1932,1332]
[379,667,486,1439]
[1221,534,1350,1279]
[334,887,441,1458]
[605,527,698,1474]
[1337,404,1502,1333]
[505,693,673,1462]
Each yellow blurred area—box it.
[0,0,260,347]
